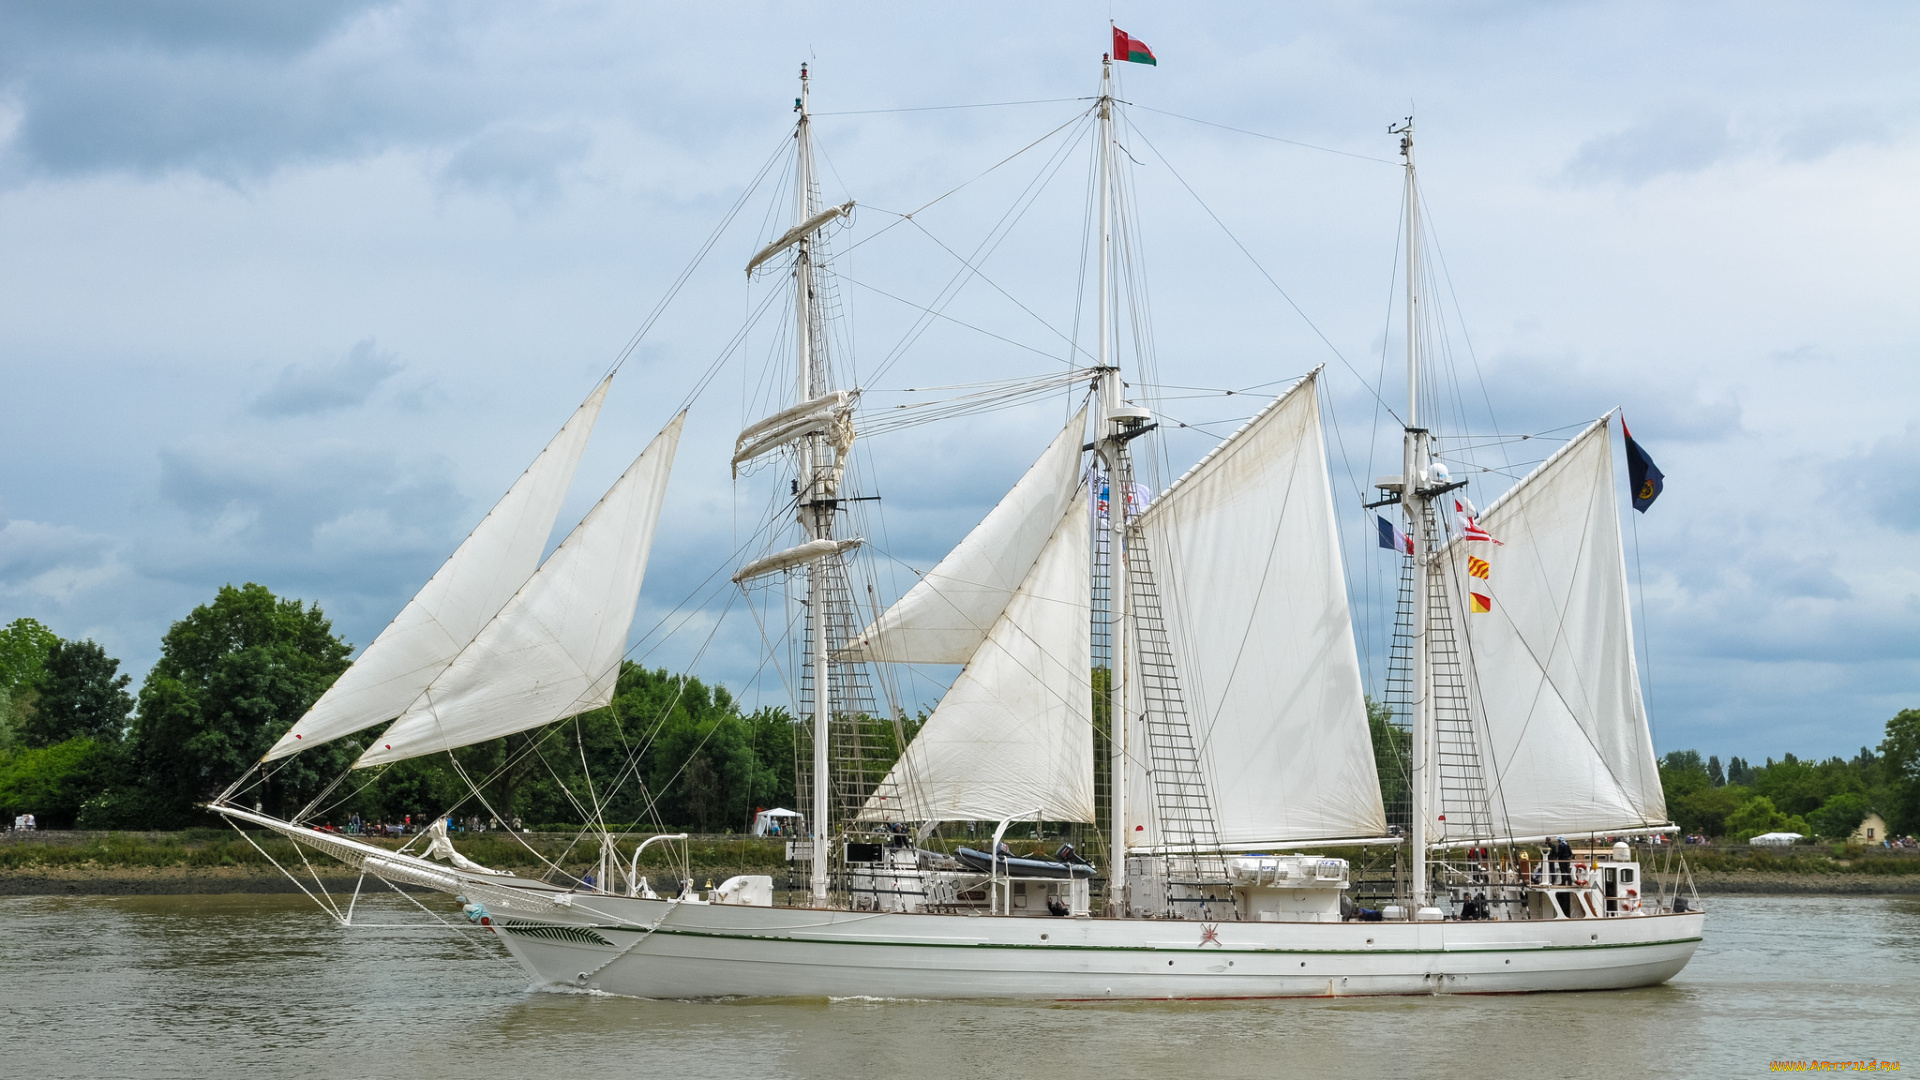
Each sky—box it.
[0,1,1914,766]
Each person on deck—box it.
[1551,836,1573,885]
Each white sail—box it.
[1128,372,1386,846]
[263,378,612,761]
[839,407,1088,664]
[355,414,684,768]
[1435,415,1665,840]
[859,490,1094,824]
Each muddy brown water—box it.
[0,893,1914,1079]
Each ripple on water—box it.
[1,893,1914,1080]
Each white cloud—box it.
[1,0,1917,765]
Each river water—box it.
[0,892,1913,1079]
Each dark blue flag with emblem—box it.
[1621,416,1663,512]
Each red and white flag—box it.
[1456,501,1503,544]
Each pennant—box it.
[1622,416,1664,513]
[1111,26,1157,65]
[1376,514,1412,555]
[1470,591,1493,614]
[1467,555,1490,579]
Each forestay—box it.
[1129,372,1386,846]
[263,378,611,761]
[355,414,684,767]
[838,407,1088,664]
[1436,415,1665,839]
[859,490,1094,823]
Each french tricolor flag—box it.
[1376,514,1412,555]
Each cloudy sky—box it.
[1,1,1913,765]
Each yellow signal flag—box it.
[1467,555,1490,579]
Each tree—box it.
[1724,795,1809,842]
[1660,750,1712,798]
[1879,708,1920,836]
[125,583,352,825]
[1366,696,1410,831]
[1726,756,1755,787]
[19,639,133,747]
[1707,755,1725,787]
[0,737,107,828]
[1751,753,1863,818]
[1808,791,1872,840]
[0,617,60,748]
[1668,783,1747,838]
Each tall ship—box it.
[213,48,1703,999]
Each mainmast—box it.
[795,63,832,906]
[1392,118,1433,912]
[1092,55,1131,914]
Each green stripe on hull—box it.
[573,924,1701,957]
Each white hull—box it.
[480,889,1702,1000]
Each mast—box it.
[1393,117,1432,912]
[795,63,832,906]
[1094,54,1129,913]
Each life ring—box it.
[1573,865,1589,887]
[1624,887,1639,913]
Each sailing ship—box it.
[211,55,1704,999]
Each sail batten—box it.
[858,490,1094,824]
[839,407,1087,664]
[1129,371,1387,847]
[263,377,612,762]
[354,414,685,768]
[1436,415,1665,840]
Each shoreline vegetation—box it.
[5,587,1919,880]
[4,829,1918,898]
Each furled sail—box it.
[838,406,1088,664]
[263,377,612,762]
[1434,415,1665,840]
[731,390,855,476]
[733,538,864,583]
[354,414,685,768]
[746,200,854,276]
[1128,371,1386,847]
[858,490,1094,823]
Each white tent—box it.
[752,808,803,836]
[1748,832,1803,846]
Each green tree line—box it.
[6,584,1918,842]
[0,584,815,831]
[1659,725,1920,842]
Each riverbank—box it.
[7,830,1919,897]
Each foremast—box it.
[794,64,834,906]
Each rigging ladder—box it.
[1119,448,1231,917]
